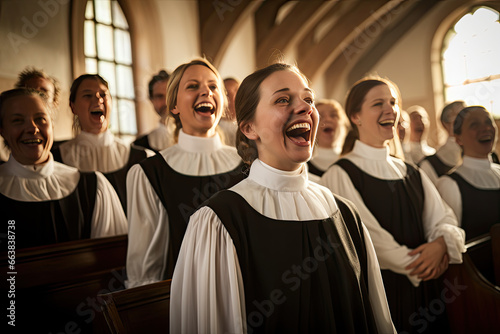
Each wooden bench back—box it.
[99,279,171,333]
[0,235,128,332]
[444,225,500,334]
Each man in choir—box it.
[218,77,240,147]
[133,70,175,152]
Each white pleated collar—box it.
[77,130,115,147]
[177,129,223,153]
[461,155,493,170]
[351,140,390,161]
[248,159,307,192]
[2,154,54,179]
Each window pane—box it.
[95,0,112,25]
[96,24,114,61]
[114,29,132,65]
[112,1,129,29]
[85,58,98,73]
[98,61,117,96]
[84,21,96,57]
[85,0,94,20]
[117,99,137,135]
[116,65,135,99]
[109,98,120,134]
[443,7,500,118]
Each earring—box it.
[358,120,362,126]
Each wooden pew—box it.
[491,224,500,286]
[99,279,171,334]
[1,235,128,333]
[444,229,500,334]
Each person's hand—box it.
[406,236,448,280]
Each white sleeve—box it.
[90,172,127,238]
[170,206,246,334]
[362,223,397,334]
[419,159,439,186]
[420,170,465,263]
[320,165,421,287]
[125,164,171,288]
[436,176,463,223]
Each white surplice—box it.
[320,140,465,287]
[0,154,127,237]
[58,130,154,173]
[171,159,396,334]
[437,155,500,222]
[125,130,242,288]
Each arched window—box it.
[84,0,137,136]
[441,7,500,117]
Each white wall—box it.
[218,14,256,83]
[156,0,201,71]
[0,0,74,140]
[371,2,454,146]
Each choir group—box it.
[1,59,498,333]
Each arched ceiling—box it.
[197,0,496,97]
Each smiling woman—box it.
[125,58,245,289]
[170,63,396,333]
[51,74,153,211]
[0,88,127,249]
[320,77,466,333]
[437,106,500,240]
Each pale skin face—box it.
[351,84,399,148]
[224,79,239,120]
[24,77,56,106]
[455,108,497,159]
[70,78,112,135]
[0,95,53,165]
[241,70,318,171]
[316,104,340,148]
[409,112,427,142]
[171,65,223,137]
[150,80,168,121]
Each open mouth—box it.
[322,127,334,134]
[21,139,42,145]
[194,102,215,116]
[379,119,395,127]
[478,135,493,144]
[286,122,311,144]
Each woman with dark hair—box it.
[51,74,153,211]
[320,77,465,333]
[171,64,395,333]
[437,106,499,240]
[0,88,126,249]
[125,59,245,288]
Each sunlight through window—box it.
[442,7,500,117]
[84,0,137,136]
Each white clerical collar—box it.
[248,159,307,192]
[352,140,390,161]
[462,155,492,170]
[177,129,222,153]
[78,130,115,147]
[4,154,54,179]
